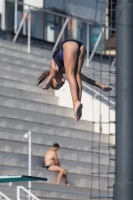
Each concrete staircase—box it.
[0,39,114,199]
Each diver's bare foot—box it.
[66,183,70,186]
[74,101,83,121]
[101,85,112,92]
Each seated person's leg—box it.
[48,166,70,185]
[62,171,70,186]
[48,165,64,185]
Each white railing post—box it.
[52,17,69,53]
[17,186,40,200]
[28,7,31,54]
[17,186,20,200]
[24,131,32,200]
[89,27,105,62]
[49,191,51,200]
[13,8,29,43]
[28,130,32,200]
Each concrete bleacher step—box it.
[0,183,113,200]
[0,95,116,134]
[0,45,51,64]
[0,38,114,198]
[0,119,113,145]
[0,38,113,86]
[0,138,113,164]
[0,60,45,76]
[0,86,59,105]
[0,151,114,176]
[0,126,114,155]
[38,198,75,200]
[0,165,114,191]
[0,77,54,96]
[30,186,113,200]
[0,53,48,70]
[0,39,112,75]
[0,39,115,101]
[0,39,52,58]
[0,94,74,119]
[0,106,93,131]
[0,40,52,62]
[0,126,114,151]
[0,67,49,89]
[28,189,112,200]
[0,150,113,175]
[0,64,58,103]
[0,38,111,73]
[0,68,39,84]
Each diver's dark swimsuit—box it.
[46,165,51,170]
[52,39,83,69]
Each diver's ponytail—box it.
[36,70,50,86]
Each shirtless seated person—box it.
[45,143,70,186]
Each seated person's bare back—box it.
[44,143,70,186]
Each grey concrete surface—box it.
[0,39,114,199]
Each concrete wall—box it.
[0,0,3,14]
[55,81,115,135]
[24,0,44,9]
[44,0,106,23]
[55,66,115,135]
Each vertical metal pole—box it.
[1,0,5,31]
[28,8,31,53]
[28,131,31,200]
[114,0,133,200]
[86,23,89,67]
[17,187,20,200]
[48,191,52,200]
[14,0,18,33]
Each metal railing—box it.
[52,17,69,53]
[13,7,31,53]
[0,191,11,200]
[6,0,105,25]
[5,0,116,30]
[4,0,116,64]
[17,186,40,200]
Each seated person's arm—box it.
[54,152,60,166]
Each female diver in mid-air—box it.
[37,39,112,121]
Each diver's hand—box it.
[42,82,50,90]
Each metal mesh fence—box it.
[90,0,116,199]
